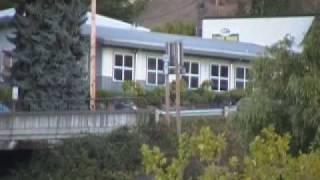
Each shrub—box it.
[145,88,165,107]
[122,81,145,97]
[170,80,187,103]
[0,88,12,101]
[14,127,147,180]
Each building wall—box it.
[202,17,314,50]
[98,46,251,92]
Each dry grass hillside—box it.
[137,0,319,28]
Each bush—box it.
[0,88,12,101]
[145,88,165,107]
[14,127,147,180]
[96,90,119,99]
[170,80,187,103]
[122,81,145,97]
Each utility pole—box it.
[175,42,183,136]
[164,43,171,125]
[90,0,97,111]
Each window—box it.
[210,64,229,91]
[235,67,250,89]
[113,54,134,81]
[182,61,200,89]
[147,57,165,85]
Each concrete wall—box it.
[202,16,314,50]
[0,110,150,142]
[98,46,251,92]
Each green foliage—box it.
[94,0,149,22]
[145,87,165,107]
[170,80,187,103]
[0,88,12,101]
[11,0,89,110]
[200,128,320,180]
[14,127,146,180]
[122,81,145,97]
[251,0,290,16]
[0,0,13,10]
[152,21,196,36]
[141,127,226,180]
[233,22,320,153]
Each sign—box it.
[12,86,19,100]
[221,28,231,34]
[165,41,184,74]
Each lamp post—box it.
[90,0,97,111]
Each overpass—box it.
[0,110,150,150]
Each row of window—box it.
[112,54,250,91]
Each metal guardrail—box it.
[155,106,238,121]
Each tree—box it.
[152,21,196,36]
[233,19,320,153]
[1,0,149,23]
[142,127,320,180]
[251,0,290,16]
[0,0,13,10]
[14,128,145,180]
[10,0,89,110]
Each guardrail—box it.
[155,106,237,122]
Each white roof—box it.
[0,8,150,32]
[202,16,315,51]
[86,12,150,31]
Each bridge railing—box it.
[0,110,151,141]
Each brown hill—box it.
[137,0,319,28]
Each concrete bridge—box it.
[0,110,150,150]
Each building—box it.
[81,26,263,91]
[201,16,315,51]
[0,8,264,92]
[0,8,150,85]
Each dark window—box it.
[158,59,164,71]
[115,55,123,66]
[211,65,219,76]
[158,74,165,85]
[211,79,219,90]
[191,63,199,75]
[124,70,132,80]
[220,66,228,77]
[184,62,190,73]
[148,72,156,84]
[220,80,228,91]
[182,76,189,88]
[236,68,245,79]
[148,58,157,70]
[124,56,133,67]
[236,81,244,89]
[191,77,199,88]
[246,68,250,80]
[114,69,122,81]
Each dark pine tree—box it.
[10,0,89,111]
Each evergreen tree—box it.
[10,0,89,111]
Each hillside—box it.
[137,0,320,28]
